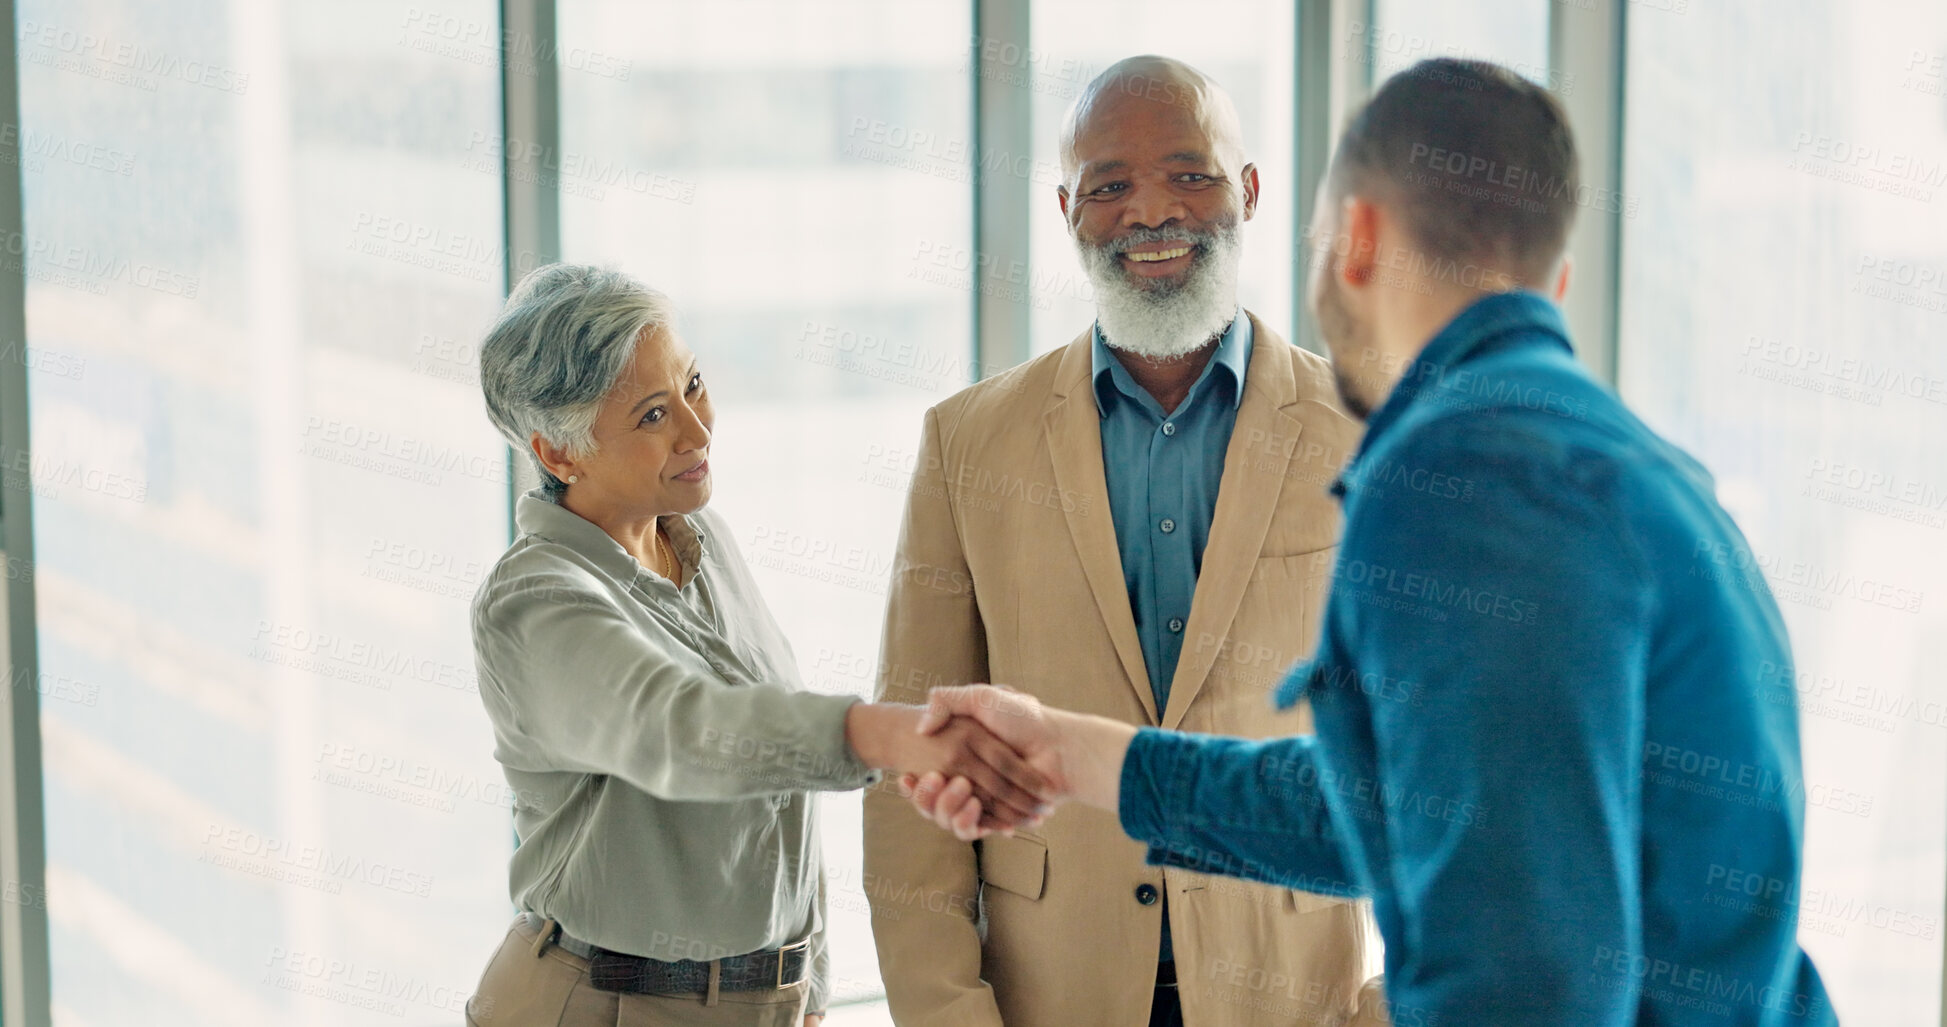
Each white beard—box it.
[1077,220,1243,360]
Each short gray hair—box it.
[479,263,676,496]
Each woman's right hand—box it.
[844,702,1050,828]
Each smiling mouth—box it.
[1123,245,1194,263]
[673,459,709,483]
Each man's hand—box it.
[845,701,1051,827]
[917,684,1067,789]
[902,685,1139,840]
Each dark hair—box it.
[1328,58,1578,285]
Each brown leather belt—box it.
[525,913,808,995]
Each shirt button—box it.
[1167,617,1184,633]
[1159,518,1176,534]
[1135,883,1159,906]
[1161,422,1176,437]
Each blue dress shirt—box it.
[1094,308,1251,968]
[1117,292,1834,1025]
[1093,308,1253,714]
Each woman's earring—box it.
[566,475,579,484]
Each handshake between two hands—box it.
[851,685,1138,842]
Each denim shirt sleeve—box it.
[1117,727,1362,896]
[1346,419,1656,1024]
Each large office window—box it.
[554,0,975,1009]
[1620,0,1947,1020]
[4,2,1941,1025]
[18,0,513,1022]
[1369,0,1551,90]
[1027,0,1297,355]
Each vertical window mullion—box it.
[1548,0,1626,387]
[973,0,1034,378]
[0,0,53,1018]
[499,0,562,511]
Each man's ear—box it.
[1239,163,1260,221]
[1551,256,1573,303]
[1340,196,1381,289]
[1057,185,1071,220]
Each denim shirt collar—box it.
[1092,306,1252,418]
[1332,290,1572,499]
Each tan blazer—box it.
[864,314,1388,1027]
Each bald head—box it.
[1055,56,1259,361]
[1058,55,1248,187]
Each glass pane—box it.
[1621,1,1947,1020]
[556,1,974,1010]
[1028,0,1298,355]
[1368,0,1552,90]
[18,0,513,1022]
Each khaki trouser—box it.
[466,916,808,1027]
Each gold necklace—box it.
[654,525,677,582]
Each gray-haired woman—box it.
[463,264,1048,1027]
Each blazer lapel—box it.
[1161,313,1303,730]
[1043,333,1157,724]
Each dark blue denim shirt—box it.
[1118,291,1835,1025]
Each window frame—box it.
[0,0,53,1021]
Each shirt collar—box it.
[513,488,707,584]
[1092,306,1252,418]
[1333,290,1572,498]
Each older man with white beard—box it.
[863,56,1381,1027]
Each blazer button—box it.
[1135,883,1159,906]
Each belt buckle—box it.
[775,938,809,989]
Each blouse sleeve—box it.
[472,550,881,801]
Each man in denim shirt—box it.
[907,59,1835,1026]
